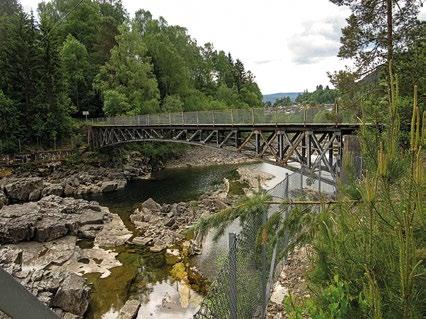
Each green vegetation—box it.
[0,0,262,153]
[273,96,293,107]
[295,85,339,105]
[193,1,425,318]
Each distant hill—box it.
[262,92,301,104]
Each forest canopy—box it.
[0,0,262,152]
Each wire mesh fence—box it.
[91,106,357,126]
[194,171,336,319]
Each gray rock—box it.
[131,236,153,246]
[3,177,43,202]
[0,195,110,244]
[28,189,42,201]
[118,299,140,319]
[51,273,90,316]
[42,184,64,197]
[79,224,103,239]
[164,218,175,227]
[100,181,118,193]
[0,190,7,208]
[79,211,105,225]
[116,180,127,190]
[63,184,75,196]
[62,313,80,319]
[149,244,167,253]
[140,198,161,213]
[34,218,68,242]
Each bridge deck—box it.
[91,122,362,133]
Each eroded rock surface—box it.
[0,196,131,318]
[130,187,231,252]
[118,299,141,319]
[0,177,43,202]
[0,195,109,244]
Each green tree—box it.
[0,8,40,145]
[273,96,293,107]
[102,89,130,116]
[330,0,423,75]
[93,0,127,65]
[33,10,73,146]
[162,95,184,112]
[94,23,160,115]
[0,90,21,153]
[296,85,339,105]
[61,34,90,113]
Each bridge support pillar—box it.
[255,131,261,155]
[307,131,312,167]
[277,132,284,160]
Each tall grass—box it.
[285,80,425,318]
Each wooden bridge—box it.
[88,108,362,181]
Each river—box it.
[82,162,294,319]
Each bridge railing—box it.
[91,107,356,126]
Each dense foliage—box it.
[0,0,262,153]
[295,85,339,105]
[328,0,425,118]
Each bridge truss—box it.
[89,123,359,182]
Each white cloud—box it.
[288,17,346,64]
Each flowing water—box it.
[82,164,252,319]
[81,162,331,318]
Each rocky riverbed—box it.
[0,146,273,318]
[0,149,153,207]
[129,182,231,253]
[166,146,258,168]
[0,195,132,318]
[0,147,258,208]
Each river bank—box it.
[0,145,276,319]
[0,146,257,207]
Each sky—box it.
[19,0,426,95]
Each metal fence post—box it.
[261,209,268,317]
[231,109,234,126]
[196,111,199,126]
[229,233,238,319]
[300,171,303,190]
[147,114,150,126]
[318,170,322,193]
[285,173,289,199]
[303,106,307,125]
[212,110,215,126]
[275,107,278,126]
[251,108,255,126]
[181,111,184,124]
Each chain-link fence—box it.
[194,171,335,319]
[91,106,357,126]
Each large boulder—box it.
[94,214,132,247]
[118,299,140,319]
[42,184,64,197]
[51,273,90,316]
[100,181,118,193]
[0,195,112,244]
[140,198,161,213]
[0,190,7,208]
[2,177,43,202]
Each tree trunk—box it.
[387,0,393,74]
[386,0,394,109]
